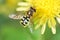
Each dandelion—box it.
[16,0,60,34]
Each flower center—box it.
[28,0,59,18]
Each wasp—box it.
[9,7,36,26]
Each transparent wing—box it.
[9,14,22,19]
[28,22,34,33]
[27,18,34,33]
[25,20,34,33]
[9,11,26,19]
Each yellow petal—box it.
[41,23,46,34]
[18,2,30,6]
[56,17,60,24]
[48,18,56,34]
[55,13,60,18]
[51,26,56,34]
[35,16,47,30]
[48,19,52,28]
[35,17,43,29]
[35,22,41,30]
[16,7,29,11]
[48,17,56,27]
[51,18,56,27]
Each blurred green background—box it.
[0,0,60,40]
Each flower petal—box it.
[18,2,30,6]
[51,18,56,27]
[16,7,29,11]
[51,27,56,34]
[48,19,52,28]
[35,16,47,30]
[35,17,44,30]
[56,17,60,24]
[35,23,41,30]
[41,23,46,34]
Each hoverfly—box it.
[9,7,36,33]
[9,7,36,26]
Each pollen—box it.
[26,0,60,34]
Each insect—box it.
[9,7,36,26]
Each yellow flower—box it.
[17,0,60,34]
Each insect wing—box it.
[29,22,34,33]
[9,14,22,19]
[26,22,34,33]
